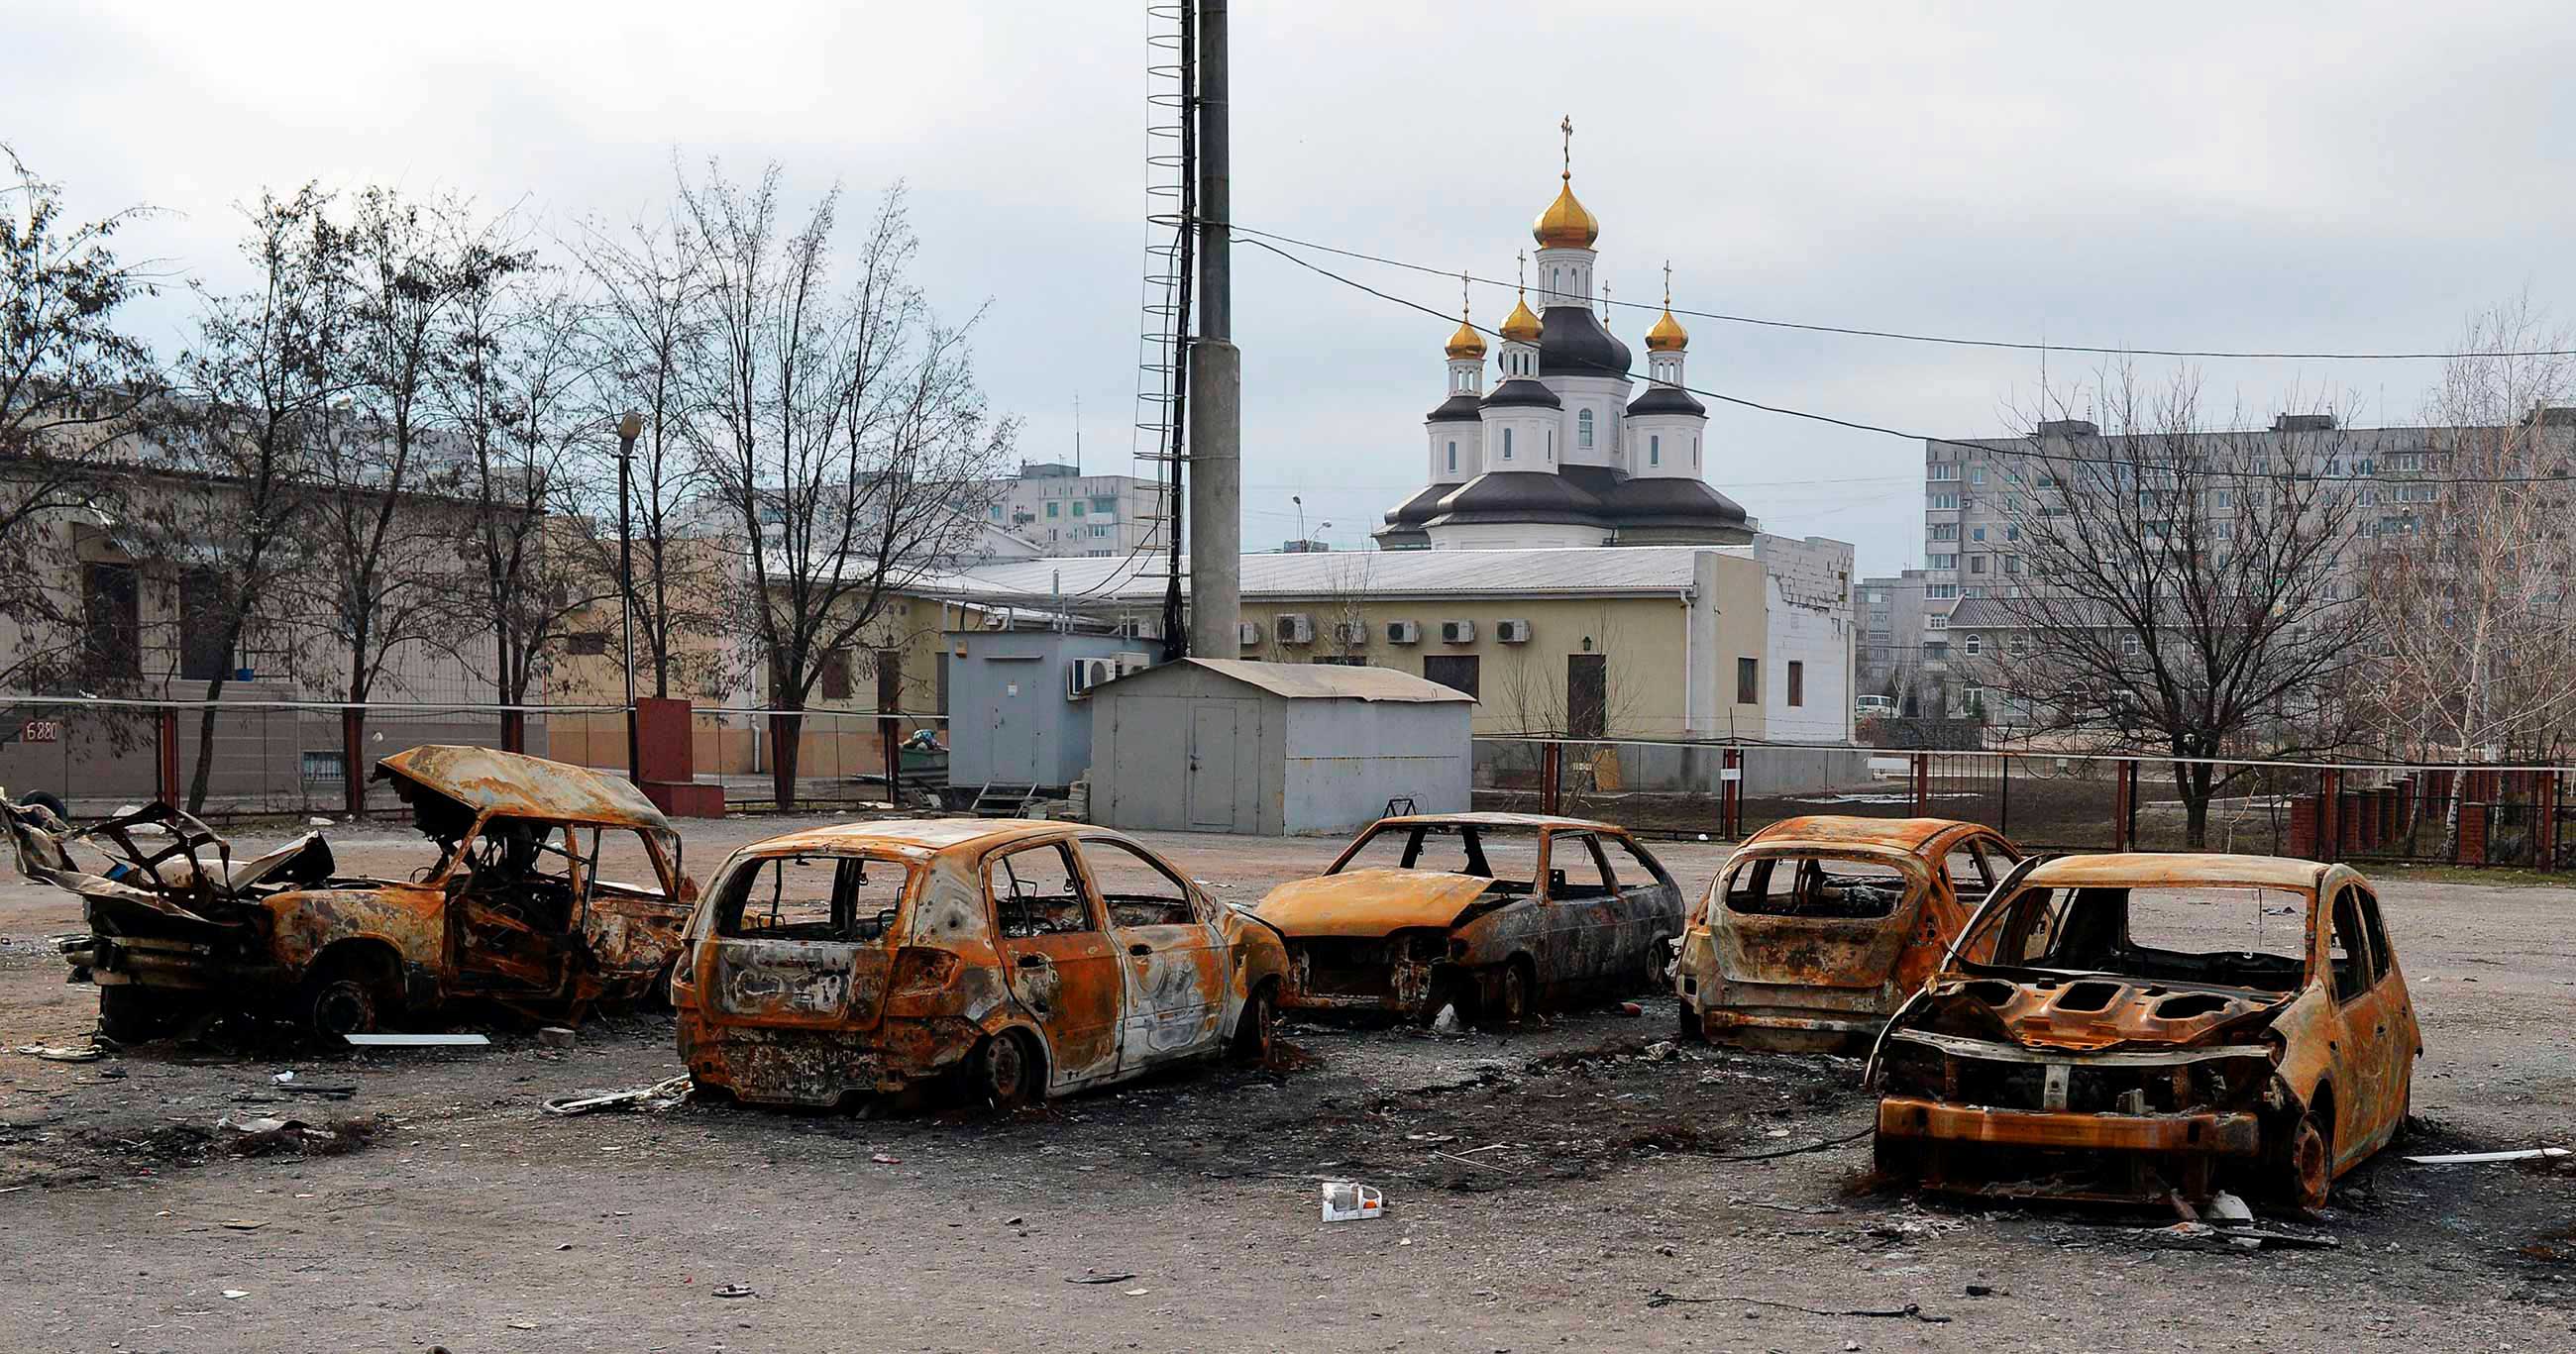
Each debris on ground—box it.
[210,1113,379,1158]
[2405,1146,2572,1165]
[2208,1190,2255,1223]
[540,1076,690,1117]
[1645,1291,1951,1323]
[14,1043,101,1063]
[1321,1181,1384,1221]
[712,1284,756,1300]
[537,1026,577,1049]
[1066,1273,1137,1285]
[2148,1221,2341,1251]
[345,1033,490,1048]
[1430,1004,1462,1034]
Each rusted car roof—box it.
[1373,811,1618,831]
[728,817,1072,858]
[1745,816,1988,853]
[375,746,672,831]
[2021,852,2331,891]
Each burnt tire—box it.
[97,986,183,1043]
[1480,959,1534,1031]
[1231,983,1277,1064]
[1638,934,1674,996]
[2283,1110,2333,1212]
[301,955,393,1039]
[1872,1130,1924,1187]
[973,1029,1039,1111]
[21,790,69,825]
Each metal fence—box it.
[1470,736,2576,869]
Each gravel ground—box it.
[0,814,2571,1352]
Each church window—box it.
[1446,440,1456,474]
[1693,437,1700,467]
[1650,434,1661,467]
[1547,428,1554,460]
[1577,409,1593,449]
[1502,428,1512,460]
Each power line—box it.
[1238,234,2576,489]
[1229,222,2576,362]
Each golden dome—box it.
[1533,175,1599,251]
[1498,291,1543,344]
[1645,307,1688,352]
[1445,317,1486,360]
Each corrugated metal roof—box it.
[919,546,1719,604]
[1102,658,1473,703]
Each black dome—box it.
[1563,466,1748,529]
[1539,306,1634,380]
[1422,470,1607,530]
[1381,481,1458,529]
[1626,385,1706,417]
[1480,376,1562,410]
[1426,392,1484,423]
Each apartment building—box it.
[986,462,1160,558]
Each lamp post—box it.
[1292,494,1304,548]
[614,412,643,784]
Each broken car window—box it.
[1334,824,1543,893]
[1598,834,1671,891]
[456,818,585,934]
[990,842,1098,938]
[1550,834,1619,900]
[1080,837,1198,928]
[714,854,909,942]
[1724,855,1915,919]
[1980,885,2308,991]
[2328,887,2376,1001]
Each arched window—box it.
[1446,440,1456,474]
[1650,434,1661,467]
[1693,437,1700,467]
[1577,408,1593,449]
[1502,427,1513,460]
[1964,634,1983,658]
[1547,428,1554,461]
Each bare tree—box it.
[680,164,1016,808]
[1965,368,2373,846]
[570,202,734,701]
[2363,298,2576,843]
[438,271,616,749]
[307,189,529,812]
[0,146,161,693]
[144,187,351,809]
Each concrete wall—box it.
[1466,739,1872,797]
[1742,535,1856,745]
[1280,697,1472,834]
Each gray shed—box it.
[1087,659,1474,836]
[947,629,1153,794]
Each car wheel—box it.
[22,789,69,825]
[1482,959,1533,1030]
[1638,934,1673,996]
[975,1029,1038,1111]
[302,957,388,1039]
[2285,1110,2332,1211]
[1673,992,1703,1043]
[1231,983,1277,1064]
[98,986,182,1043]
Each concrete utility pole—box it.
[1185,0,1240,659]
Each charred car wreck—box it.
[1869,853,2421,1209]
[3,746,697,1039]
[1253,813,1684,1027]
[674,819,1288,1109]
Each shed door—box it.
[1186,702,1240,831]
[984,663,1040,782]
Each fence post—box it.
[879,715,902,808]
[1997,752,2010,840]
[2113,762,2135,852]
[2541,771,2560,873]
[1540,741,1562,817]
[500,707,525,755]
[1721,746,1742,838]
[156,708,180,805]
[1909,754,1929,816]
[2316,769,2341,865]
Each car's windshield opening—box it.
[1333,824,1546,894]
[1965,884,2308,991]
[1722,854,1916,919]
[715,854,911,942]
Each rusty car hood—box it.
[1897,973,2295,1054]
[374,745,673,832]
[1253,870,1496,938]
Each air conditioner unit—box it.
[1236,620,1262,647]
[982,606,1014,631]
[1440,619,1476,645]
[1331,621,1369,648]
[1276,612,1315,645]
[1385,620,1422,645]
[1115,615,1160,640]
[1066,656,1116,699]
[1496,619,1534,644]
[1113,651,1153,677]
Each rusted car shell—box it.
[673,819,1288,1108]
[1674,817,2019,1053]
[1252,813,1685,1022]
[10,747,698,1036]
[1867,852,2423,1207]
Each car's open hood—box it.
[1895,972,2295,1054]
[1252,870,1495,939]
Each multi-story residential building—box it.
[985,462,1160,558]
[1854,569,1939,714]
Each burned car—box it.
[1252,812,1684,1027]
[1672,816,2023,1052]
[673,819,1288,1109]
[1868,853,2421,1209]
[3,746,697,1039]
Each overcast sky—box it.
[13,1,2576,574]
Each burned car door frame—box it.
[986,837,1127,1090]
[1071,833,1227,1070]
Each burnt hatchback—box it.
[1673,816,2023,1052]
[1252,813,1684,1027]
[1869,853,2421,1209]
[674,819,1287,1109]
[4,747,696,1039]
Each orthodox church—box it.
[1375,131,1753,550]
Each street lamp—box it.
[614,411,643,783]
[1292,494,1305,549]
